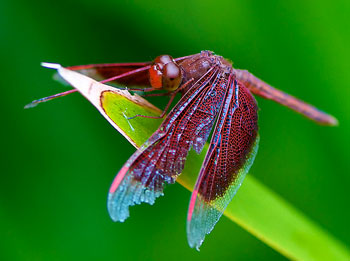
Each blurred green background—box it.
[1,0,349,260]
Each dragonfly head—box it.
[149,55,183,91]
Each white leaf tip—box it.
[41,62,62,69]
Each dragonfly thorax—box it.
[178,51,233,92]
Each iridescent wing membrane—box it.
[68,62,151,86]
[108,64,226,221]
[187,79,259,249]
[107,59,259,249]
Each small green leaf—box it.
[55,66,350,260]
[101,91,163,146]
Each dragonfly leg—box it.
[24,89,77,108]
[127,78,194,120]
[234,69,338,126]
[116,87,157,92]
[128,93,176,120]
[142,92,172,97]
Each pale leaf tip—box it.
[41,62,62,69]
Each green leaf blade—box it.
[55,67,350,260]
[226,176,349,260]
[101,91,163,146]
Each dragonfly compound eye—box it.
[149,63,163,89]
[149,55,182,91]
[162,62,182,91]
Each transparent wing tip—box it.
[107,192,129,222]
[188,237,204,251]
[107,176,164,223]
[186,197,222,251]
[187,223,208,251]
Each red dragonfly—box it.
[27,51,337,250]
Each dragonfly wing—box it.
[67,63,151,87]
[108,65,231,222]
[187,77,259,250]
[66,55,197,88]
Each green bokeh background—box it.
[1,0,349,260]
